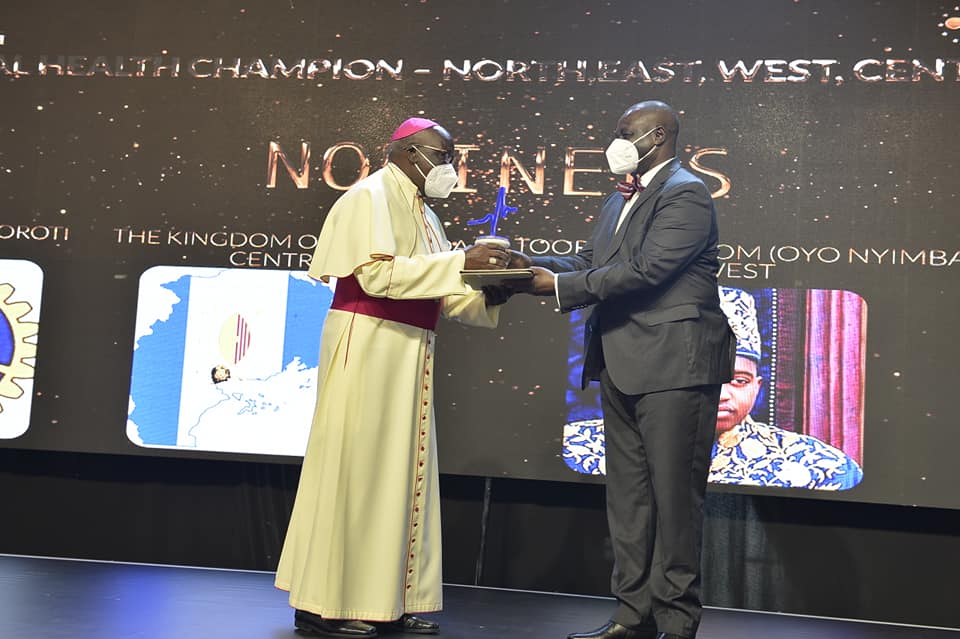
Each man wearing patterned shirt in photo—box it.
[711,287,863,490]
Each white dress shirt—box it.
[615,157,675,233]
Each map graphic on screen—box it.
[127,266,332,456]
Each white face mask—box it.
[413,145,459,199]
[605,127,658,176]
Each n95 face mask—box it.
[413,146,459,198]
[604,127,658,175]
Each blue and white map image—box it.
[128,266,333,456]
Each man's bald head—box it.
[621,101,679,140]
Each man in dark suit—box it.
[510,101,734,639]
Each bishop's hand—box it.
[464,244,511,270]
[482,285,515,307]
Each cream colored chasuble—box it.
[275,163,498,621]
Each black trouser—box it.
[600,369,721,639]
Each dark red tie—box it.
[616,174,644,201]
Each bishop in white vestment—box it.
[275,118,510,636]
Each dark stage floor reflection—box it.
[0,555,955,639]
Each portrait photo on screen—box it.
[563,287,866,492]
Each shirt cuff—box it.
[554,273,561,309]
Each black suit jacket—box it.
[532,160,735,395]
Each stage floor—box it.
[0,554,955,639]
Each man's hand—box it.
[482,285,514,307]
[529,266,557,295]
[464,244,510,270]
[507,250,532,269]
[508,266,556,296]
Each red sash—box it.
[330,275,441,331]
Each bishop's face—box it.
[402,128,455,195]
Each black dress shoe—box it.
[294,609,378,637]
[378,614,440,634]
[567,621,657,639]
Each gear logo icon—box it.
[0,283,39,413]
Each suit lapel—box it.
[600,160,680,264]
[592,196,624,263]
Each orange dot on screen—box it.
[946,16,960,29]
